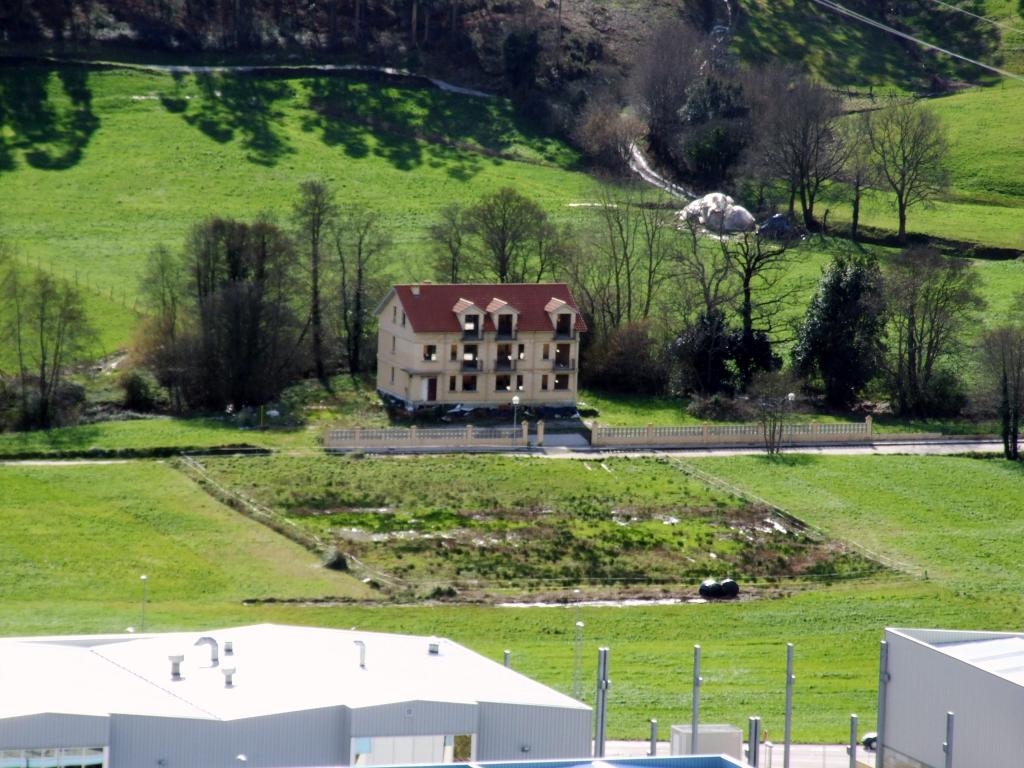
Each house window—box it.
[541,375,549,391]
[450,343,458,362]
[497,314,514,337]
[554,374,570,391]
[496,374,511,392]
[391,335,396,353]
[516,374,524,392]
[464,314,480,336]
[392,306,397,323]
[518,343,526,361]
[462,375,478,392]
[423,344,437,362]
[462,344,479,369]
[542,343,550,360]
[390,367,395,384]
[449,375,457,392]
[556,313,572,336]
[401,311,406,327]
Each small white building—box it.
[0,624,590,768]
[878,627,1024,768]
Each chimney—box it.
[411,285,421,296]
[222,667,236,688]
[224,641,234,656]
[428,642,440,656]
[169,655,184,680]
[194,636,219,666]
[354,639,366,669]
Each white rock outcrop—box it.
[679,192,756,233]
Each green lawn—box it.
[690,454,1024,590]
[0,462,371,614]
[0,63,602,351]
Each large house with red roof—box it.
[375,283,586,410]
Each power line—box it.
[919,0,1024,35]
[808,0,1024,82]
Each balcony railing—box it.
[461,359,483,372]
[552,358,576,371]
[462,329,482,340]
[495,329,518,340]
[553,329,576,340]
[494,358,517,371]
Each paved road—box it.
[606,740,872,767]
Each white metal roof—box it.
[889,627,1024,688]
[0,624,589,722]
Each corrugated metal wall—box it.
[476,703,591,761]
[0,713,108,749]
[108,706,347,768]
[350,701,478,739]
[883,631,1024,767]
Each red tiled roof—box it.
[389,283,588,334]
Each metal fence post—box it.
[848,714,858,768]
[503,650,511,668]
[594,648,610,757]
[943,711,954,768]
[876,640,889,768]
[649,718,658,756]
[691,645,702,754]
[747,717,761,767]
[784,643,794,768]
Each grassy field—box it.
[194,454,875,593]
[0,461,371,627]
[2,456,1023,741]
[0,63,601,355]
[690,454,1024,590]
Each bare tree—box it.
[838,113,880,241]
[138,245,187,412]
[978,320,1024,460]
[293,179,339,383]
[333,208,389,374]
[720,231,794,388]
[462,188,549,283]
[629,19,710,160]
[751,370,798,455]
[428,204,468,283]
[752,70,848,229]
[883,247,984,416]
[866,99,951,243]
[2,269,94,428]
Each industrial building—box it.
[0,623,591,768]
[877,627,1024,767]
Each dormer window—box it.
[464,314,481,338]
[556,313,573,337]
[497,314,514,338]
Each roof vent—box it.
[224,641,234,656]
[169,655,184,680]
[428,641,440,656]
[194,636,219,666]
[411,285,421,296]
[222,667,236,688]
[354,639,366,669]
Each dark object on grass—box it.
[759,214,797,241]
[862,732,878,751]
[720,578,740,598]
[699,578,724,598]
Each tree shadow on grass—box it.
[0,65,99,171]
[163,72,295,166]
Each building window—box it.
[542,343,550,360]
[450,343,458,362]
[554,374,570,391]
[392,306,397,323]
[390,367,395,384]
[518,343,526,360]
[497,313,514,337]
[462,375,478,392]
[541,375,549,391]
[391,335,396,353]
[401,311,406,327]
[556,312,573,336]
[516,374,524,392]
[464,314,480,336]
[423,344,437,362]
[449,375,457,392]
[496,374,511,392]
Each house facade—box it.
[375,284,586,410]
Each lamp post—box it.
[140,574,148,632]
[786,392,795,451]
[512,394,520,432]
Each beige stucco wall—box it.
[376,293,580,408]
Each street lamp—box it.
[512,395,520,431]
[786,392,796,451]
[140,574,148,632]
